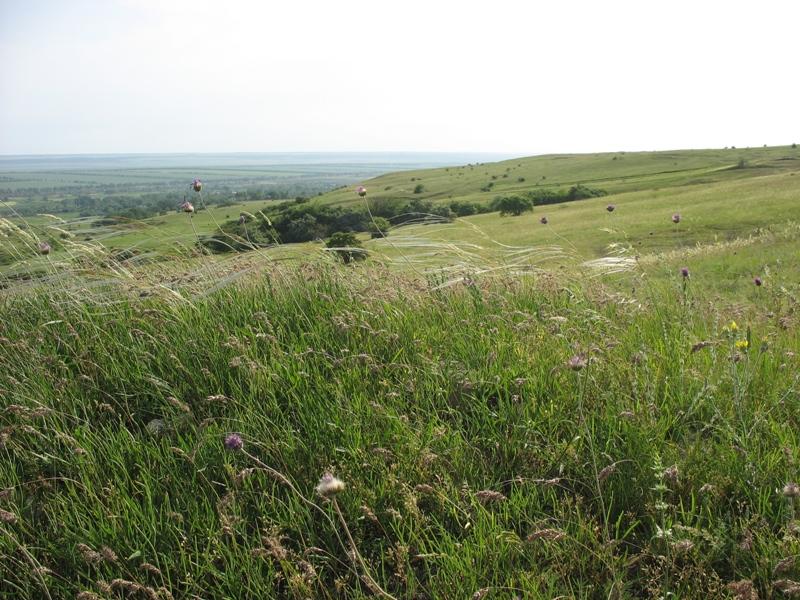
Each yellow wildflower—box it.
[726,321,739,332]
[735,340,749,350]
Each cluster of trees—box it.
[201,196,457,253]
[490,184,608,216]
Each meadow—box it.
[1,146,799,599]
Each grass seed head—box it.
[0,508,17,524]
[662,465,679,485]
[725,579,757,600]
[598,463,617,483]
[774,580,800,595]
[527,528,566,541]
[475,490,507,504]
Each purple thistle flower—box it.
[672,213,681,223]
[238,214,246,225]
[540,216,548,224]
[566,353,588,371]
[606,204,616,212]
[753,276,762,287]
[224,433,243,451]
[38,241,51,255]
[180,201,195,213]
[680,267,689,278]
[192,179,202,192]
[356,185,367,198]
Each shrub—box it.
[564,184,608,201]
[494,195,534,216]
[413,184,425,194]
[201,213,280,252]
[449,201,479,216]
[367,217,390,238]
[431,206,454,221]
[326,232,367,263]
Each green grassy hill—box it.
[317,145,800,209]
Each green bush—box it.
[449,201,479,216]
[564,184,608,201]
[326,231,367,263]
[367,217,390,238]
[493,195,534,216]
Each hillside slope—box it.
[316,145,800,208]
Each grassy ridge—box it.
[317,146,800,209]
[1,268,799,598]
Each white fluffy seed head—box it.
[315,473,345,498]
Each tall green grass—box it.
[1,266,798,599]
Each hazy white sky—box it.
[1,0,798,155]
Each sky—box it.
[1,0,798,156]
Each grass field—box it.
[1,267,799,599]
[1,147,800,598]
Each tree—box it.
[326,232,367,264]
[495,195,534,216]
